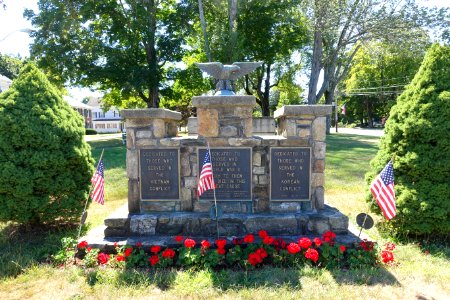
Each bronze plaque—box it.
[140,148,179,200]
[270,147,311,201]
[198,148,252,201]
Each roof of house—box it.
[64,95,93,110]
[0,74,13,93]
[86,96,102,107]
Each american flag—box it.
[90,159,105,205]
[197,150,215,197]
[370,160,396,220]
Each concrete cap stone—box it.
[274,105,333,118]
[192,95,256,107]
[122,108,182,121]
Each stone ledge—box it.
[274,105,333,118]
[122,108,182,121]
[193,95,256,107]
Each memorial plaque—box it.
[140,149,179,200]
[270,147,311,201]
[198,148,251,201]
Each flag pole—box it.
[207,142,220,239]
[76,149,105,241]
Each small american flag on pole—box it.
[197,150,216,197]
[370,160,396,220]
[90,159,105,205]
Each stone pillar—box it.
[192,95,256,138]
[121,108,182,213]
[273,105,332,210]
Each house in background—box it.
[86,96,123,133]
[64,95,93,128]
[0,74,12,93]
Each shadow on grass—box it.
[0,222,79,279]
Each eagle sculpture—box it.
[195,62,262,95]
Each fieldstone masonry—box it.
[105,99,349,238]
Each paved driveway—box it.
[331,127,384,137]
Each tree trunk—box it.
[228,0,238,63]
[308,28,323,104]
[145,0,159,108]
[198,0,212,62]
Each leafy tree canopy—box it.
[0,53,23,79]
[26,0,196,108]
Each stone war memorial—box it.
[99,62,352,246]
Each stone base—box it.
[104,204,348,238]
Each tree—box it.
[304,0,449,108]
[195,0,308,116]
[365,44,450,237]
[342,36,429,126]
[0,53,23,79]
[0,63,94,224]
[25,0,195,108]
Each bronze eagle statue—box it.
[195,62,262,95]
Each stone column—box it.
[121,108,182,213]
[192,95,256,138]
[274,105,332,210]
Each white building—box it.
[86,96,123,133]
[0,74,12,93]
[64,95,93,128]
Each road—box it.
[331,127,384,137]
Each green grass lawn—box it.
[1,134,449,299]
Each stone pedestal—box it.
[121,109,182,213]
[192,95,255,138]
[274,105,332,210]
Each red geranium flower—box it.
[217,248,226,255]
[385,242,396,251]
[162,248,175,259]
[304,248,319,263]
[287,242,301,254]
[87,247,92,252]
[175,235,183,243]
[136,242,143,248]
[201,240,211,249]
[360,239,374,252]
[263,235,274,245]
[77,240,88,249]
[256,248,268,259]
[248,252,263,266]
[339,245,346,253]
[232,238,243,245]
[244,234,254,244]
[381,250,394,264]
[215,239,227,249]
[113,242,119,248]
[322,231,336,245]
[258,230,268,239]
[149,255,159,266]
[313,237,322,247]
[298,237,312,249]
[184,238,196,248]
[115,254,125,262]
[124,247,133,257]
[150,245,161,254]
[97,252,110,265]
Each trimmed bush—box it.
[365,44,450,237]
[85,128,97,135]
[0,63,94,224]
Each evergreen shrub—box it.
[365,44,450,237]
[85,128,97,135]
[0,63,94,224]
